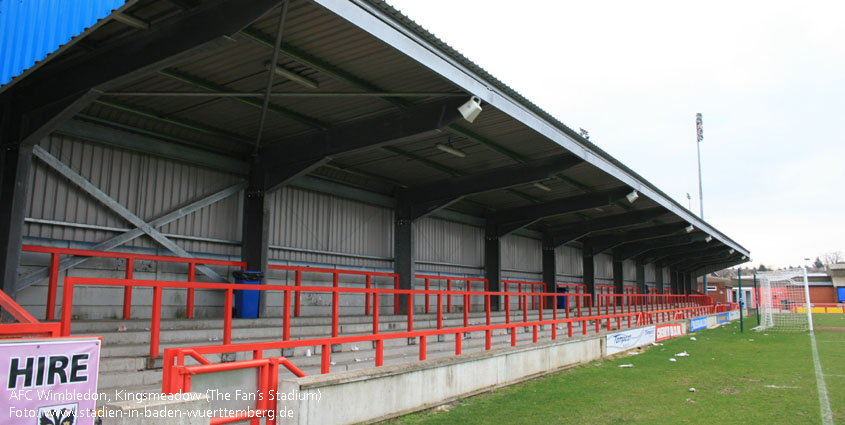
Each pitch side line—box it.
[809,331,834,425]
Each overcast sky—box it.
[388,0,845,269]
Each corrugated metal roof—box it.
[0,0,129,88]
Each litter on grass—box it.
[675,351,690,357]
[618,364,634,368]
[688,388,696,392]
[690,337,697,341]
[669,358,677,362]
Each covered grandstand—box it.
[0,1,750,423]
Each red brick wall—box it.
[810,286,837,304]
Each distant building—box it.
[699,267,843,307]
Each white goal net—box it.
[756,270,813,332]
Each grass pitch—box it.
[389,314,845,425]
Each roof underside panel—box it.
[0,0,129,87]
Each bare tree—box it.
[821,251,844,265]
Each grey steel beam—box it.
[0,144,33,296]
[240,27,410,110]
[259,97,466,191]
[93,99,254,145]
[691,255,747,276]
[398,154,582,220]
[254,0,291,155]
[662,246,732,268]
[159,68,329,132]
[647,242,719,264]
[585,223,690,255]
[55,119,249,174]
[8,0,283,146]
[612,234,708,261]
[103,91,466,98]
[672,250,737,271]
[17,181,246,290]
[31,145,227,282]
[487,187,631,237]
[546,208,668,247]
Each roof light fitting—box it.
[684,225,694,233]
[705,235,713,242]
[458,96,483,123]
[435,143,466,158]
[626,190,639,204]
[728,249,735,254]
[265,62,319,89]
[533,182,552,192]
[742,255,747,260]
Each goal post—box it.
[755,269,814,332]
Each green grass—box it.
[388,314,845,425]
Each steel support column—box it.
[242,165,269,280]
[582,243,595,305]
[0,144,33,296]
[394,204,414,315]
[636,260,646,294]
[684,272,692,295]
[613,259,624,295]
[542,234,557,308]
[484,223,501,310]
[670,269,679,294]
[655,265,664,294]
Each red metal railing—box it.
[162,349,305,425]
[267,264,399,317]
[597,293,712,318]
[60,276,710,359]
[22,244,246,320]
[502,279,545,311]
[416,274,487,314]
[160,299,721,424]
[0,288,60,338]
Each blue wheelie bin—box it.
[556,288,569,309]
[233,270,263,318]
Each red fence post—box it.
[224,288,233,345]
[151,285,162,358]
[393,275,400,315]
[46,253,60,321]
[60,279,74,336]
[332,274,339,338]
[321,344,330,374]
[186,262,195,319]
[282,290,290,341]
[424,277,430,314]
[373,293,380,335]
[122,257,134,319]
[365,275,371,315]
[294,270,302,317]
[407,293,414,333]
[436,293,443,330]
[447,279,452,313]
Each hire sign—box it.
[2,338,100,425]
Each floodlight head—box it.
[684,225,694,233]
[742,256,748,260]
[626,190,639,204]
[705,235,713,242]
[728,249,735,254]
[458,96,483,123]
